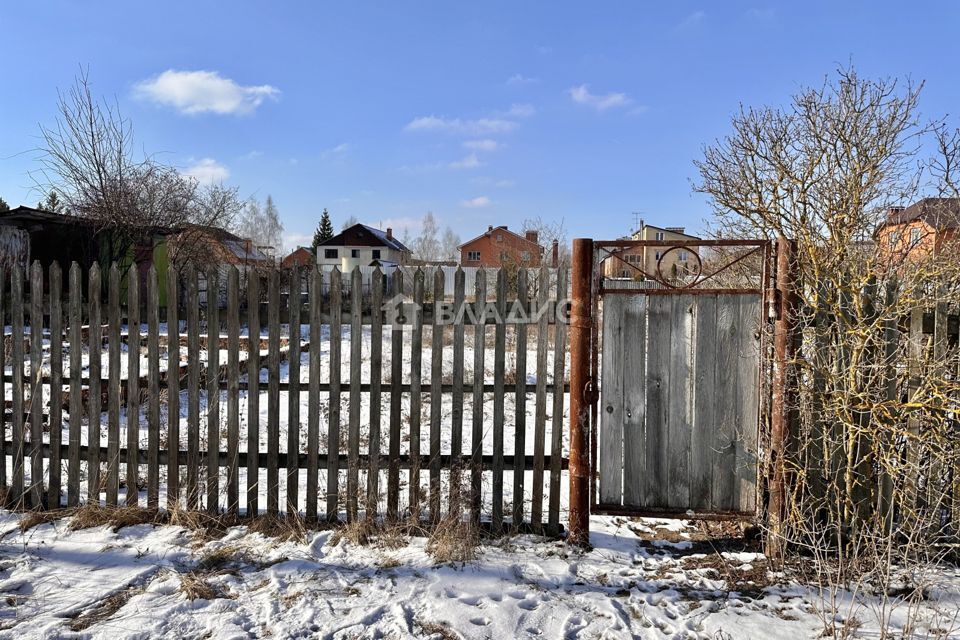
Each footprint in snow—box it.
[469,616,491,626]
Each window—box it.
[468,250,481,262]
[351,249,360,258]
[496,234,503,242]
[654,231,665,241]
[372,249,381,260]
[324,249,338,259]
[910,228,921,244]
[888,231,898,248]
[521,251,531,262]
[500,251,510,262]
[654,251,662,260]
[678,250,688,262]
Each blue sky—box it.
[2,1,959,251]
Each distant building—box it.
[602,222,701,280]
[314,223,411,269]
[459,225,556,268]
[875,198,960,261]
[281,246,314,268]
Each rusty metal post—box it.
[766,236,796,558]
[568,238,594,545]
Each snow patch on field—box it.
[4,511,958,639]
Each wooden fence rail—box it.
[1,262,570,534]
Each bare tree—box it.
[235,195,283,256]
[440,227,460,262]
[413,211,440,261]
[34,70,241,266]
[696,66,960,637]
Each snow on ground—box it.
[2,511,959,639]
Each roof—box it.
[317,223,411,252]
[879,198,960,232]
[632,223,700,240]
[0,206,89,226]
[458,225,543,250]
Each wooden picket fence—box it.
[1,261,570,534]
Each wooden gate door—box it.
[598,291,761,515]
[592,237,772,518]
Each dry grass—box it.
[415,619,459,640]
[69,505,159,532]
[17,510,63,533]
[426,512,480,564]
[68,586,142,631]
[178,571,222,601]
[247,512,309,543]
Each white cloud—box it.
[240,150,263,160]
[182,158,230,185]
[134,70,279,115]
[331,143,350,153]
[507,73,539,85]
[463,139,501,151]
[449,153,481,169]
[461,196,491,208]
[404,115,517,135]
[568,84,632,111]
[471,176,516,188]
[504,103,536,118]
[675,10,706,30]
[282,232,314,254]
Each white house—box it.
[315,223,412,270]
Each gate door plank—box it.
[711,294,740,511]
[621,295,647,507]
[734,294,761,513]
[666,295,694,510]
[690,294,718,511]
[644,295,672,508]
[598,294,624,505]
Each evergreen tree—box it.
[0,196,9,212]
[38,191,63,212]
[312,208,334,252]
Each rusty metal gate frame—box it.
[587,238,776,521]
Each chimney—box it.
[386,227,393,239]
[488,225,493,232]
[551,239,559,268]
[525,230,539,244]
[888,206,905,219]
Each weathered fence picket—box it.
[106,264,121,507]
[67,264,82,507]
[207,267,220,513]
[286,265,301,514]
[87,264,101,505]
[0,262,571,532]
[127,264,140,507]
[30,262,43,509]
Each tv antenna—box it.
[632,211,645,234]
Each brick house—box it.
[315,223,411,269]
[459,225,556,268]
[875,198,960,261]
[602,222,701,280]
[281,246,314,268]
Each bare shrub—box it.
[697,65,960,638]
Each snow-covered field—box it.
[2,511,959,639]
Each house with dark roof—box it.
[875,198,960,261]
[314,223,411,268]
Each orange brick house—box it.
[459,225,554,268]
[875,198,960,261]
[281,246,314,268]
